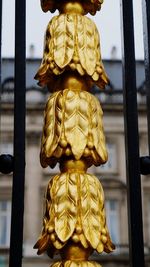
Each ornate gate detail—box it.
[34,0,115,266]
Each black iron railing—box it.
[140,0,150,176]
[142,0,150,152]
[121,1,145,266]
[9,0,26,266]
[0,1,26,267]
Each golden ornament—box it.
[34,0,115,266]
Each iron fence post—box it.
[120,0,145,266]
[142,0,150,154]
[9,0,26,266]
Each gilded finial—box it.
[34,0,115,266]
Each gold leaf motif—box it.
[46,178,56,228]
[34,171,114,255]
[40,89,108,166]
[40,0,104,15]
[51,261,102,267]
[79,233,89,248]
[97,243,104,253]
[34,18,54,85]
[51,173,78,242]
[80,173,102,249]
[90,96,108,163]
[77,16,97,76]
[35,0,115,262]
[34,233,49,255]
[52,262,62,267]
[53,239,66,250]
[64,90,89,159]
[40,91,61,167]
[35,14,108,90]
[53,14,75,69]
[41,0,54,12]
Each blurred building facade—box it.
[0,58,150,267]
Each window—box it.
[0,256,6,267]
[105,200,120,244]
[0,201,11,247]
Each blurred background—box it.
[0,1,150,267]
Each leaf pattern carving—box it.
[40,91,60,167]
[35,14,109,90]
[90,95,108,163]
[53,14,75,69]
[64,90,89,159]
[80,173,102,248]
[52,260,102,267]
[51,173,78,242]
[77,16,97,76]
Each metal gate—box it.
[0,0,150,267]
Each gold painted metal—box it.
[35,11,109,91]
[34,0,115,266]
[40,0,104,15]
[40,87,108,168]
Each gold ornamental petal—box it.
[94,25,109,88]
[53,14,75,69]
[41,0,104,15]
[41,0,55,12]
[79,233,89,248]
[34,233,50,255]
[77,16,97,76]
[34,18,54,84]
[54,261,102,267]
[43,179,55,233]
[51,261,62,267]
[64,90,89,159]
[80,174,102,249]
[51,173,78,242]
[64,260,72,267]
[53,239,66,249]
[103,232,115,253]
[96,242,104,253]
[100,72,109,84]
[70,262,78,267]
[96,179,105,208]
[90,96,108,163]
[40,91,62,167]
[34,64,48,80]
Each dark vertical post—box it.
[142,0,150,153]
[0,0,2,162]
[9,0,26,266]
[0,0,2,82]
[120,0,145,267]
[0,0,2,108]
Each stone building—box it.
[0,58,150,267]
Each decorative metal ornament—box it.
[40,0,104,15]
[34,0,115,266]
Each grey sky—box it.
[2,0,144,59]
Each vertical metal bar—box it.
[9,0,26,266]
[142,0,150,153]
[120,1,145,267]
[0,0,2,113]
[0,0,2,86]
